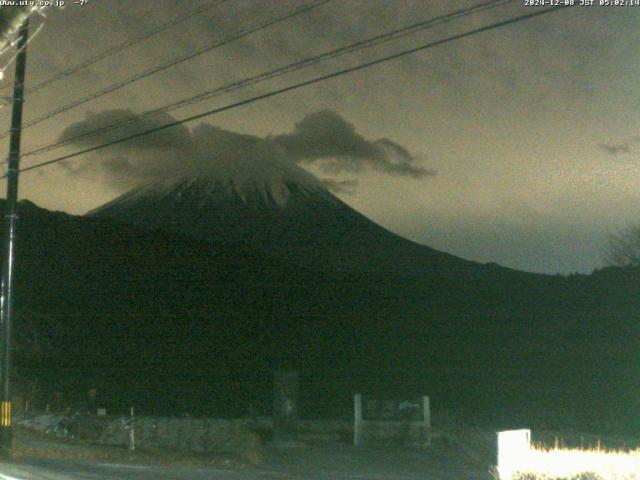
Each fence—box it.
[353,394,430,447]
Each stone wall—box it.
[16,414,264,463]
[16,414,352,461]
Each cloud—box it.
[600,136,640,156]
[58,109,433,192]
[600,143,631,155]
[272,110,434,178]
[319,179,358,194]
[58,109,196,184]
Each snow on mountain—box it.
[88,156,476,278]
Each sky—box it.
[0,0,638,275]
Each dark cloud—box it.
[60,109,193,152]
[273,110,434,178]
[600,143,631,155]
[58,109,196,184]
[600,136,640,156]
[58,109,433,192]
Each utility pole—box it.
[0,16,29,450]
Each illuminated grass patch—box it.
[496,429,640,480]
[513,446,640,479]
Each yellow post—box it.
[1,401,11,427]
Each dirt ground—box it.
[260,438,495,479]
[11,420,640,479]
[8,425,498,479]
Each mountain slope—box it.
[88,158,482,279]
[1,199,639,429]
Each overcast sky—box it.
[0,0,638,275]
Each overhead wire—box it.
[8,5,572,178]
[0,12,46,85]
[21,0,515,160]
[0,0,333,140]
[0,0,225,95]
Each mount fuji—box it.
[88,155,487,279]
[5,156,637,425]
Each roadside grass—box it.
[429,410,640,480]
[15,409,640,479]
[494,433,640,480]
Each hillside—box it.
[0,199,637,431]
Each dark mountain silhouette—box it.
[87,156,486,280]
[0,189,636,430]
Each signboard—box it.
[354,394,430,447]
[361,396,424,422]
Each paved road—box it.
[0,450,492,480]
[0,440,494,479]
[2,458,284,480]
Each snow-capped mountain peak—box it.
[88,155,473,277]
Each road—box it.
[0,444,493,479]
[0,457,309,480]
[0,460,490,480]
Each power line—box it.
[0,1,224,95]
[21,0,515,160]
[10,5,570,178]
[0,0,332,141]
